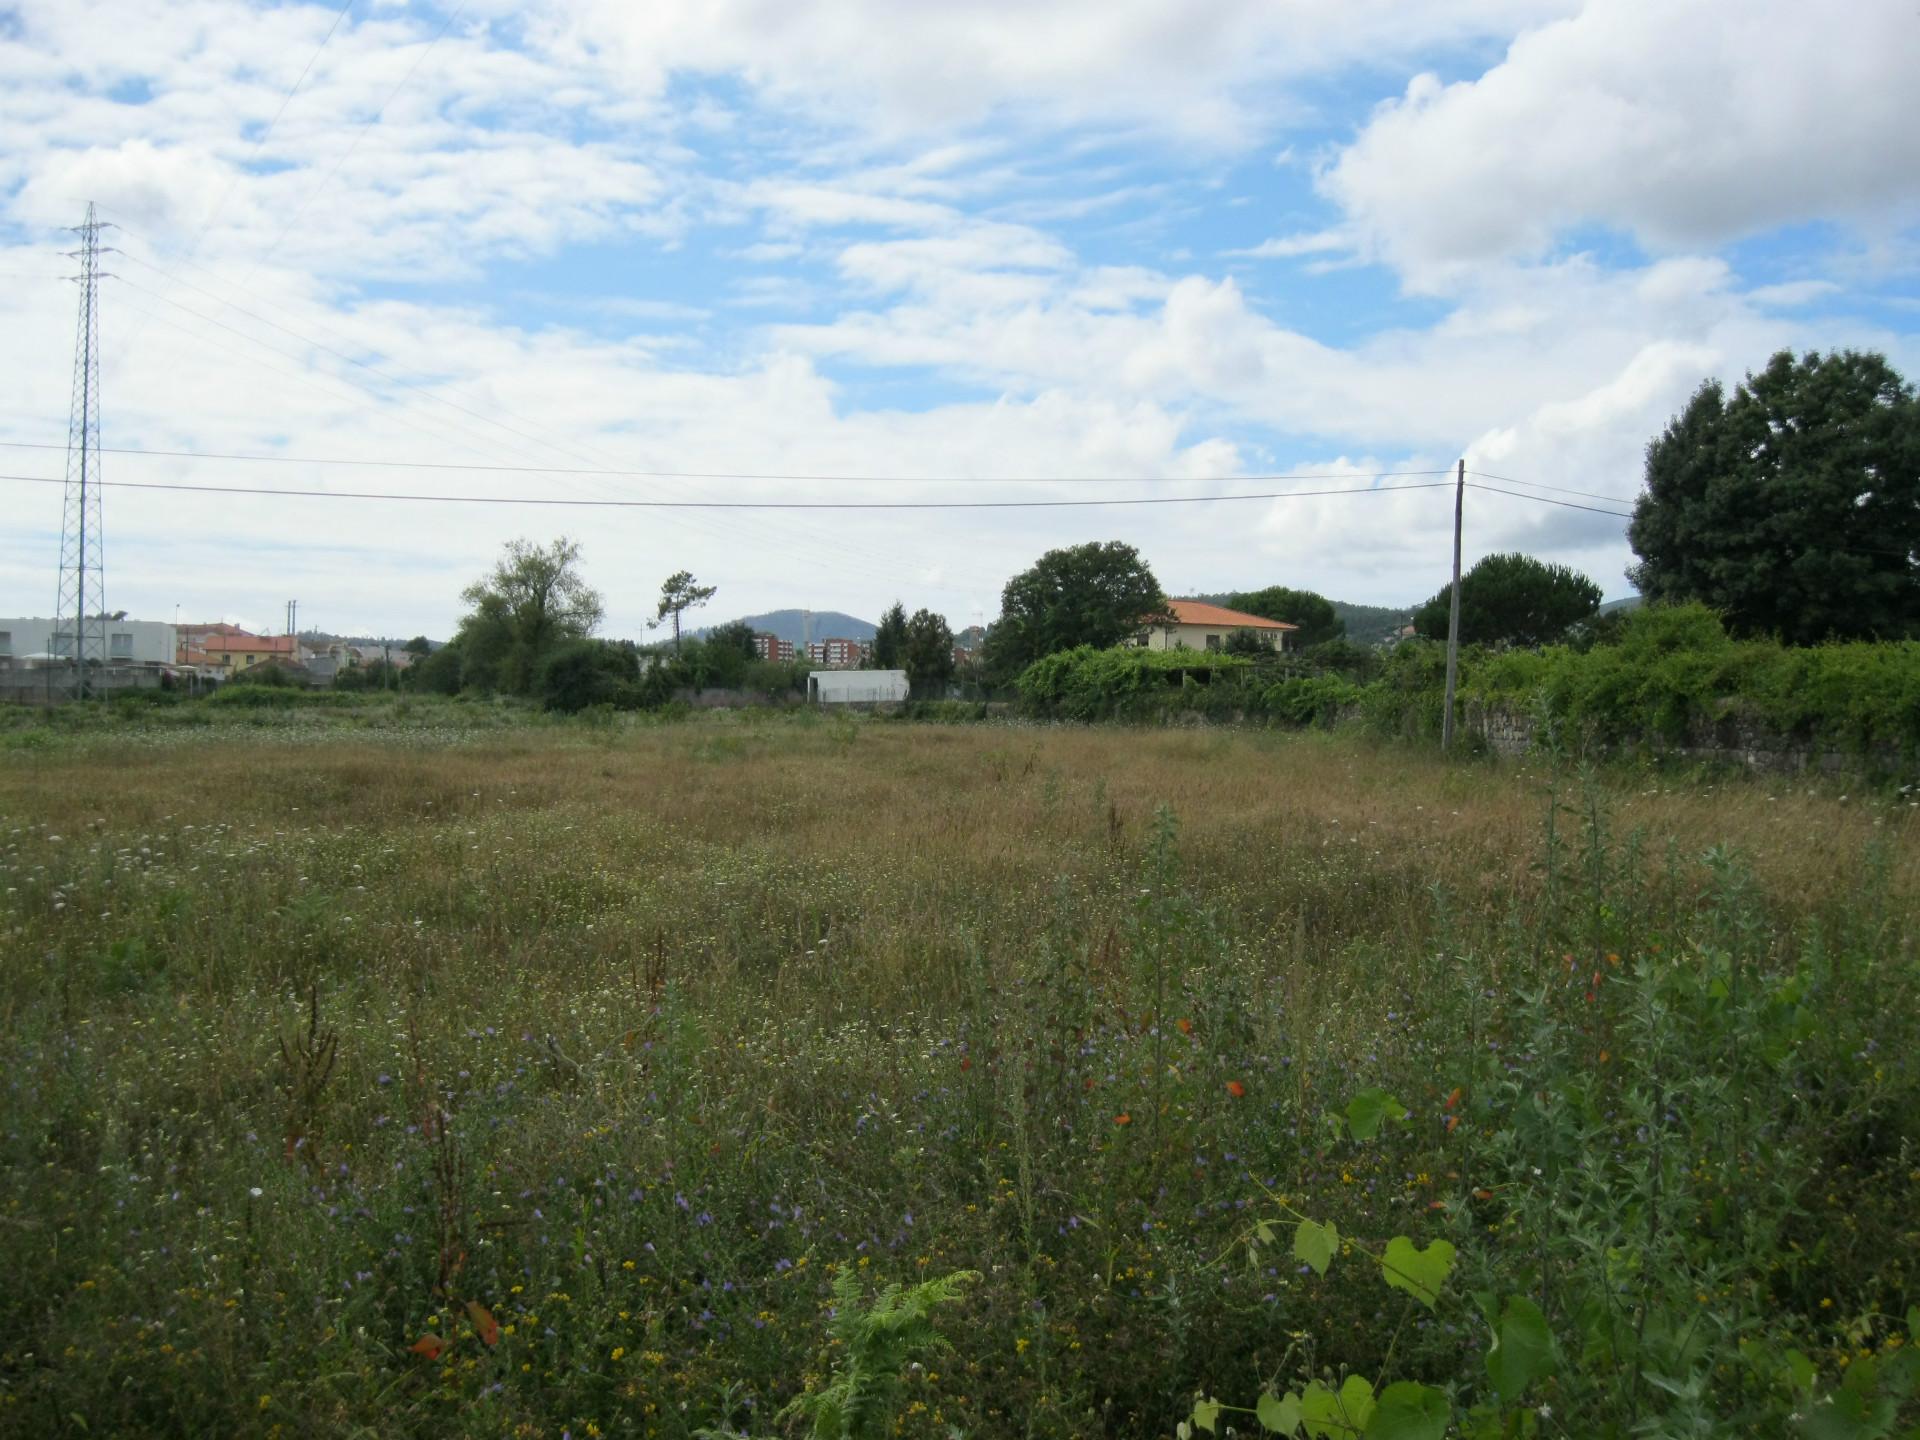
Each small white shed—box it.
[808,669,909,704]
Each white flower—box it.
[249,1187,263,1198]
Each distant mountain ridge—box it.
[692,609,877,645]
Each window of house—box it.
[110,632,133,658]
[0,631,11,655]
[1205,633,1221,651]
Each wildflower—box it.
[249,1187,263,1199]
[1226,1080,1246,1098]
[611,1347,625,1361]
[1176,1018,1193,1036]
[1114,1113,1131,1126]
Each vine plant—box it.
[1182,1086,1552,1440]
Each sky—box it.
[2,0,1917,641]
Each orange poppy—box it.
[1226,1080,1246,1098]
[1444,1086,1462,1111]
[1444,1114,1459,1133]
[466,1300,501,1348]
[1114,1112,1132,1126]
[1176,1018,1193,1036]
[410,1333,447,1361]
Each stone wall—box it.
[1462,699,1909,776]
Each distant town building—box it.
[806,637,870,668]
[0,616,177,668]
[753,632,796,663]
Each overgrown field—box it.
[2,711,1916,1438]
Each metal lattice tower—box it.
[55,203,109,699]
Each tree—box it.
[537,638,637,714]
[1227,586,1343,648]
[408,640,463,694]
[708,620,759,662]
[402,635,432,659]
[455,537,603,694]
[1628,349,1920,643]
[982,541,1168,679]
[1222,627,1276,657]
[902,609,955,699]
[656,571,717,653]
[872,602,908,669]
[1413,552,1601,648]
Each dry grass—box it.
[0,711,1914,1437]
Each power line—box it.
[1464,481,1633,519]
[110,0,358,360]
[0,438,1451,487]
[244,1,466,284]
[100,229,1001,584]
[0,471,1454,511]
[1468,468,1639,506]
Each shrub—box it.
[1016,645,1252,721]
[536,639,637,714]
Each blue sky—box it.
[1,0,1916,638]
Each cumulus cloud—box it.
[1322,0,1920,282]
[2,0,1914,634]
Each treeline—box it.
[1012,604,1920,759]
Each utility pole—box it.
[55,203,113,701]
[1441,458,1465,751]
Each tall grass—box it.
[1,710,1914,1436]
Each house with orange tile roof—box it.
[194,631,299,676]
[1136,599,1298,653]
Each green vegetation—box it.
[1007,604,1920,763]
[1225,587,1344,649]
[1630,349,1920,643]
[981,541,1168,681]
[1,711,1914,1437]
[1412,552,1602,649]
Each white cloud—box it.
[1226,228,1351,260]
[1323,0,1920,282]
[530,0,1573,144]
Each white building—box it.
[1136,599,1298,653]
[0,617,178,668]
[808,668,909,704]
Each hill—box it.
[693,609,877,644]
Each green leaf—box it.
[1345,1088,1407,1142]
[1258,1390,1303,1435]
[1337,1376,1378,1434]
[1193,1396,1222,1434]
[1796,1388,1899,1440]
[1254,1221,1277,1245]
[1485,1294,1555,1400]
[1380,1236,1455,1310]
[1293,1218,1339,1276]
[1786,1349,1818,1393]
[1300,1376,1376,1438]
[1364,1382,1450,1440]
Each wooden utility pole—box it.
[1441,458,1465,750]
